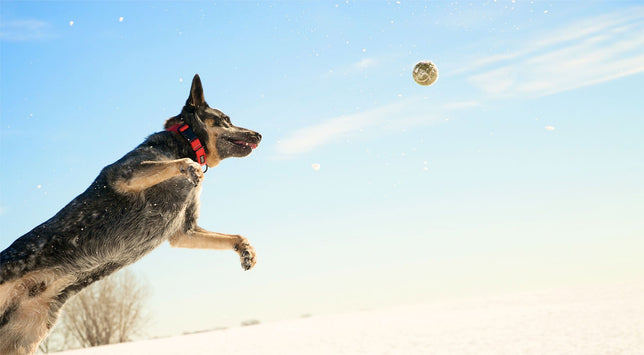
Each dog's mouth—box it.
[230,140,258,150]
[217,131,262,159]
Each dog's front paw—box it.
[179,158,204,186]
[234,236,256,271]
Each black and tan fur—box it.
[0,75,262,354]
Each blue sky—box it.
[1,1,643,337]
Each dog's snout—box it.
[255,132,262,142]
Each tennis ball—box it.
[413,61,438,86]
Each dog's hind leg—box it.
[0,271,75,355]
[111,158,204,194]
[169,227,256,270]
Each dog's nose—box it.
[255,132,262,142]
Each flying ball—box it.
[413,61,438,86]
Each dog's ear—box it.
[186,74,206,108]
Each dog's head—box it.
[165,74,262,168]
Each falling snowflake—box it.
[69,21,74,26]
[545,126,555,131]
[119,17,124,22]
[312,163,321,171]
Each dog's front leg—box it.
[169,227,256,270]
[111,158,203,194]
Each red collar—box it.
[166,124,207,167]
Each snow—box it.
[54,281,644,354]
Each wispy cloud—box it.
[462,6,644,97]
[276,101,409,155]
[275,98,478,156]
[441,100,481,110]
[326,56,383,77]
[353,58,378,70]
[0,19,56,42]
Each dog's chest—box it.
[143,176,202,232]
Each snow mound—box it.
[55,281,644,354]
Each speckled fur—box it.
[0,75,261,354]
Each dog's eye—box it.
[223,116,231,124]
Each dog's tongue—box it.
[234,140,258,149]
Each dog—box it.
[0,74,261,354]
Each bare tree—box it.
[58,269,150,348]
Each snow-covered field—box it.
[56,281,644,354]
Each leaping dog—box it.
[0,74,261,354]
